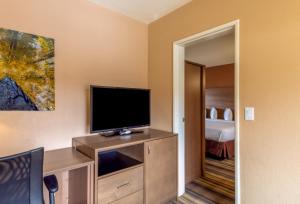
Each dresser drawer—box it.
[112,190,143,204]
[98,166,143,204]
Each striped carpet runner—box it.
[171,158,235,204]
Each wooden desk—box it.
[44,147,94,204]
[73,129,178,204]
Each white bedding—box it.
[205,119,235,142]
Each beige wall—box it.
[186,33,235,67]
[149,0,300,204]
[0,0,148,156]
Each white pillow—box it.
[210,107,218,120]
[224,108,233,121]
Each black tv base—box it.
[99,129,144,137]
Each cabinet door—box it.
[144,137,177,204]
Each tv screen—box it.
[90,86,150,133]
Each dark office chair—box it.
[0,147,58,204]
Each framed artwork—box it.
[0,28,54,111]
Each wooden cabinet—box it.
[144,136,177,204]
[73,129,178,204]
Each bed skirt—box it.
[206,139,235,159]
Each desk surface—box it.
[73,129,177,152]
[44,147,94,175]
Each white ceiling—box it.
[185,32,235,67]
[90,0,192,24]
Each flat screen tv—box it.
[90,86,150,134]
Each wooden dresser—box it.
[72,129,178,204]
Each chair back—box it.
[0,147,44,204]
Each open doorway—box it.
[185,30,235,203]
[173,21,240,204]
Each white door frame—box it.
[173,20,240,203]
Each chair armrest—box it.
[44,175,58,193]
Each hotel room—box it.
[1,0,300,204]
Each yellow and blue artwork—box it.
[0,28,54,111]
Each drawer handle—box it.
[117,182,130,189]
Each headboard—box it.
[205,87,235,120]
[205,64,234,120]
[206,107,235,120]
[205,87,234,110]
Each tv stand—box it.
[100,129,144,137]
[73,129,178,204]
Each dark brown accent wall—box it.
[205,64,234,110]
[206,64,234,88]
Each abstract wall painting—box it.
[0,28,54,111]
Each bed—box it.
[205,119,235,159]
